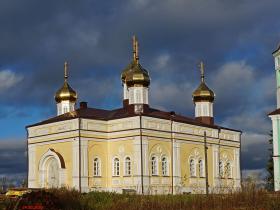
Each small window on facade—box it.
[93,158,100,176]
[219,161,224,178]
[199,159,204,177]
[162,157,168,176]
[225,162,232,178]
[124,157,131,176]
[190,159,196,177]
[151,156,158,175]
[113,158,120,176]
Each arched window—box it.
[219,161,224,178]
[93,158,101,176]
[190,159,196,177]
[151,156,158,175]
[124,157,132,176]
[113,158,120,176]
[162,157,168,176]
[225,162,232,178]
[199,159,204,177]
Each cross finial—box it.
[199,61,205,82]
[64,61,68,81]
[132,35,139,64]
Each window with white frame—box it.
[199,159,204,177]
[93,158,101,176]
[219,161,224,178]
[224,162,232,178]
[124,157,131,176]
[151,156,158,175]
[162,156,168,176]
[63,106,68,113]
[190,159,196,177]
[113,158,120,176]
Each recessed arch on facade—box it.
[38,148,66,188]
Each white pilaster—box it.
[72,138,89,192]
[271,116,280,191]
[28,144,37,188]
[133,135,149,194]
[173,141,181,194]
[80,139,89,192]
[234,148,241,188]
[212,145,219,188]
[72,139,79,190]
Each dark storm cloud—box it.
[0,0,279,175]
[0,140,26,175]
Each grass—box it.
[1,184,280,210]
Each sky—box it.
[0,0,280,181]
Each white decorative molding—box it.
[28,144,37,188]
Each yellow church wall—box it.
[33,140,73,188]
[180,142,204,186]
[106,138,135,189]
[148,139,171,174]
[87,140,108,189]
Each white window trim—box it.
[225,161,233,179]
[189,158,196,177]
[93,157,101,177]
[124,156,132,176]
[112,157,120,177]
[151,155,158,176]
[161,156,169,176]
[198,159,205,178]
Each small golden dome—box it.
[193,82,215,102]
[55,62,78,103]
[121,36,150,87]
[192,61,215,102]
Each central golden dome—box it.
[193,82,215,102]
[55,62,78,103]
[192,62,215,102]
[121,36,150,87]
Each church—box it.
[269,43,280,191]
[27,36,241,194]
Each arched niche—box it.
[38,148,66,188]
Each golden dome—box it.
[192,62,215,102]
[193,82,215,102]
[121,36,150,87]
[55,62,78,103]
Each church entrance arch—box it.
[38,149,66,188]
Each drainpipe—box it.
[78,118,81,193]
[204,131,209,195]
[170,113,174,195]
